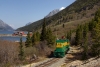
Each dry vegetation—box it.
[24,41,53,59]
[51,17,93,37]
[0,40,54,67]
[0,40,19,67]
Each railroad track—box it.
[35,58,60,67]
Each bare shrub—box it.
[0,40,19,67]
[34,41,52,56]
[24,40,52,61]
[24,46,37,60]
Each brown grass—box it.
[50,17,93,38]
[0,40,53,66]
[0,40,19,67]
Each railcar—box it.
[53,39,70,58]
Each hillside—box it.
[17,0,100,36]
[0,19,14,31]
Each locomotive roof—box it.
[56,39,69,43]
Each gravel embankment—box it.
[65,57,100,67]
[61,46,100,67]
[20,58,53,67]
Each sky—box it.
[0,0,75,29]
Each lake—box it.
[0,30,27,42]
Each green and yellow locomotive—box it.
[53,39,70,58]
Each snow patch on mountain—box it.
[59,7,65,11]
[45,7,65,18]
[26,22,32,26]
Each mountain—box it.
[0,19,14,31]
[45,9,60,18]
[45,7,65,18]
[25,22,32,26]
[17,0,100,33]
[59,7,65,11]
[24,8,62,30]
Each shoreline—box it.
[0,34,27,37]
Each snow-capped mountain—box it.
[0,19,14,31]
[45,9,60,18]
[59,7,65,11]
[45,7,65,18]
[25,22,32,26]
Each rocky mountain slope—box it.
[25,22,32,26]
[0,19,14,31]
[17,0,100,33]
[45,7,65,18]
[45,9,60,18]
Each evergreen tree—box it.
[67,32,70,39]
[82,24,89,60]
[94,8,100,22]
[75,25,83,45]
[31,31,40,45]
[31,32,37,45]
[36,31,40,41]
[75,28,80,45]
[62,24,65,28]
[89,19,97,31]
[46,27,55,45]
[19,37,24,61]
[25,32,32,47]
[83,24,88,38]
[67,30,72,40]
[91,9,100,57]
[40,18,47,41]
[91,19,100,57]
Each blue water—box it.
[0,30,28,34]
[0,30,27,42]
[0,30,14,34]
[0,36,26,42]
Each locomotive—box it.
[53,39,70,58]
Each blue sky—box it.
[0,0,75,29]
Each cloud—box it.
[59,7,65,11]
